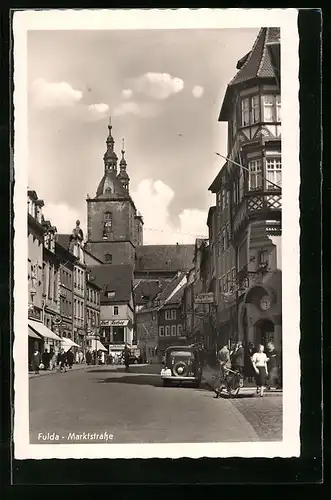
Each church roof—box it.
[89,264,134,304]
[96,169,128,199]
[219,27,280,120]
[135,245,195,272]
[56,234,71,251]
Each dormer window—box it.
[105,253,112,264]
[106,290,115,298]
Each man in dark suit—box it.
[231,340,245,376]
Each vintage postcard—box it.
[13,8,300,459]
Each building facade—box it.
[90,264,135,351]
[42,220,60,333]
[209,27,282,350]
[55,241,75,340]
[86,274,101,350]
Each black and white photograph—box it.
[13,9,300,459]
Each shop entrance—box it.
[254,319,274,349]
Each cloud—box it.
[30,78,83,108]
[86,103,110,121]
[112,100,157,118]
[43,202,86,237]
[132,72,184,100]
[121,88,133,99]
[132,179,208,245]
[192,85,204,98]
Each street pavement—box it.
[29,364,282,444]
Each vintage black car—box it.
[160,345,204,387]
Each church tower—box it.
[85,119,143,265]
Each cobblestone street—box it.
[29,365,282,444]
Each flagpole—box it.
[215,152,282,191]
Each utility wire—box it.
[215,152,282,190]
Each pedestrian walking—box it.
[79,350,84,364]
[123,344,130,372]
[86,350,92,366]
[42,349,50,370]
[75,350,79,364]
[49,347,54,370]
[58,349,67,372]
[266,342,281,390]
[231,340,245,377]
[251,344,269,397]
[215,344,231,397]
[244,342,255,382]
[66,348,74,369]
[32,348,42,374]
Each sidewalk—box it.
[29,363,90,379]
[28,363,152,378]
[202,365,282,396]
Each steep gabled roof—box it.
[133,278,172,306]
[219,27,280,121]
[135,245,195,272]
[56,233,71,251]
[89,264,134,304]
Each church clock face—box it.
[260,295,271,311]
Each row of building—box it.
[135,27,282,363]
[28,27,282,366]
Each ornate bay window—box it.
[241,98,250,126]
[251,95,260,124]
[248,159,263,190]
[266,158,282,189]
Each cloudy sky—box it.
[27,28,259,244]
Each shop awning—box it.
[61,338,80,348]
[28,326,42,339]
[28,319,62,342]
[91,340,107,352]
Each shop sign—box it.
[53,314,62,325]
[100,319,129,327]
[194,293,214,304]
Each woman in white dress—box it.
[251,344,269,397]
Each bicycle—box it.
[211,367,244,398]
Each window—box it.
[266,158,282,189]
[165,310,171,320]
[251,95,260,124]
[159,326,165,337]
[232,105,237,137]
[216,191,221,206]
[177,324,183,335]
[103,212,112,239]
[248,159,263,190]
[239,169,244,200]
[224,225,230,251]
[114,306,119,316]
[165,326,171,336]
[106,291,115,298]
[276,95,281,122]
[227,271,232,292]
[171,309,177,320]
[263,95,274,122]
[220,228,226,252]
[241,98,249,126]
[221,188,226,210]
[171,325,177,336]
[105,253,112,264]
[258,250,269,265]
[221,274,227,293]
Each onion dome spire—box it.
[103,116,118,171]
[117,138,130,191]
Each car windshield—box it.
[169,350,194,358]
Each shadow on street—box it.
[96,375,200,389]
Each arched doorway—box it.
[254,319,274,349]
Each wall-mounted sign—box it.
[194,293,214,304]
[100,319,129,327]
[53,314,62,325]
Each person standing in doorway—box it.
[251,344,269,397]
[32,347,42,374]
[266,342,281,390]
